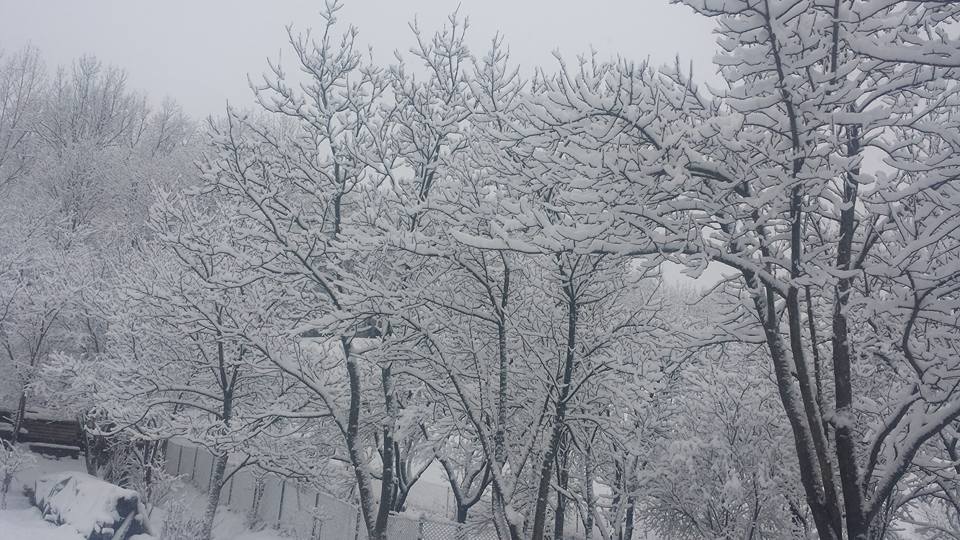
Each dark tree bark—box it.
[553,433,570,539]
[531,263,579,540]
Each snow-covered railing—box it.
[164,440,497,540]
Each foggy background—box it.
[0,0,719,118]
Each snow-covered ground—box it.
[0,451,288,540]
[1,451,87,540]
[145,485,287,540]
[0,449,938,540]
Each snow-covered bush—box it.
[159,497,205,540]
[31,471,150,540]
[106,439,180,518]
[0,440,35,509]
[128,460,181,520]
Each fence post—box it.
[252,476,262,515]
[190,446,199,481]
[418,517,425,540]
[174,443,183,475]
[311,491,321,540]
[277,478,286,528]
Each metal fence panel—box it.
[465,520,500,540]
[165,443,183,476]
[165,441,495,540]
[279,484,315,539]
[424,518,464,540]
[387,515,421,540]
[257,474,283,527]
[227,469,248,513]
[388,514,485,540]
[315,490,364,540]
[195,448,214,491]
[180,445,197,479]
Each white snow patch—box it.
[33,472,143,539]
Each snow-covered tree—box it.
[641,334,805,539]
[465,2,960,537]
[1,50,197,444]
[66,189,304,540]
[0,439,35,509]
[7,5,957,540]
[0,46,45,191]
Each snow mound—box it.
[30,472,151,540]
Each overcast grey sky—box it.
[0,0,720,118]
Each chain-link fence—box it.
[385,515,496,540]
[164,440,498,540]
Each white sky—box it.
[0,0,721,118]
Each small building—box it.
[0,407,83,458]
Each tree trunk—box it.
[493,318,509,526]
[393,484,410,513]
[199,452,228,540]
[10,391,27,445]
[491,262,522,540]
[456,503,470,524]
[531,274,578,540]
[622,496,635,540]
[747,273,842,540]
[373,366,397,540]
[492,489,514,540]
[456,505,470,540]
[553,434,570,539]
[343,340,381,539]
[583,443,595,540]
[832,124,871,540]
[440,459,483,527]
